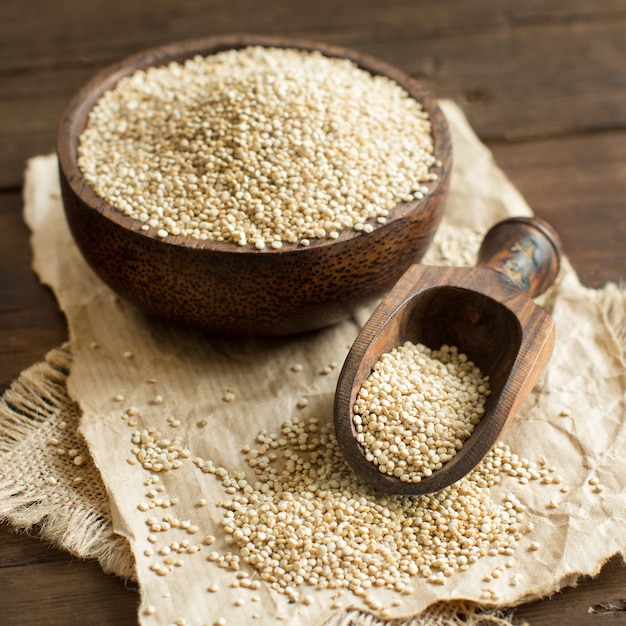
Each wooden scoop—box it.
[334,216,562,495]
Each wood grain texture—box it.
[2,0,626,188]
[0,191,67,393]
[1,0,625,624]
[0,523,138,626]
[491,132,626,289]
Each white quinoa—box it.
[353,342,490,482]
[196,417,540,598]
[130,427,191,472]
[77,46,437,247]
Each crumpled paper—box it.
[22,100,626,626]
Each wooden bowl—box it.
[57,34,452,336]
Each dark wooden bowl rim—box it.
[57,33,451,256]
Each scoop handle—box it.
[476,216,562,298]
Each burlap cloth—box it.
[1,101,625,626]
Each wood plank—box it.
[368,19,626,140]
[0,191,67,393]
[0,523,75,567]
[0,524,138,626]
[1,0,626,188]
[489,130,626,288]
[512,555,626,625]
[4,0,625,69]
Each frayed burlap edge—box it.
[0,344,135,581]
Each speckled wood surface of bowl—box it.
[57,34,452,336]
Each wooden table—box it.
[1,1,625,624]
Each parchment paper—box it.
[23,100,626,626]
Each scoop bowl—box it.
[334,217,562,495]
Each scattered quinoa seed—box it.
[130,429,188,472]
[197,417,547,598]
